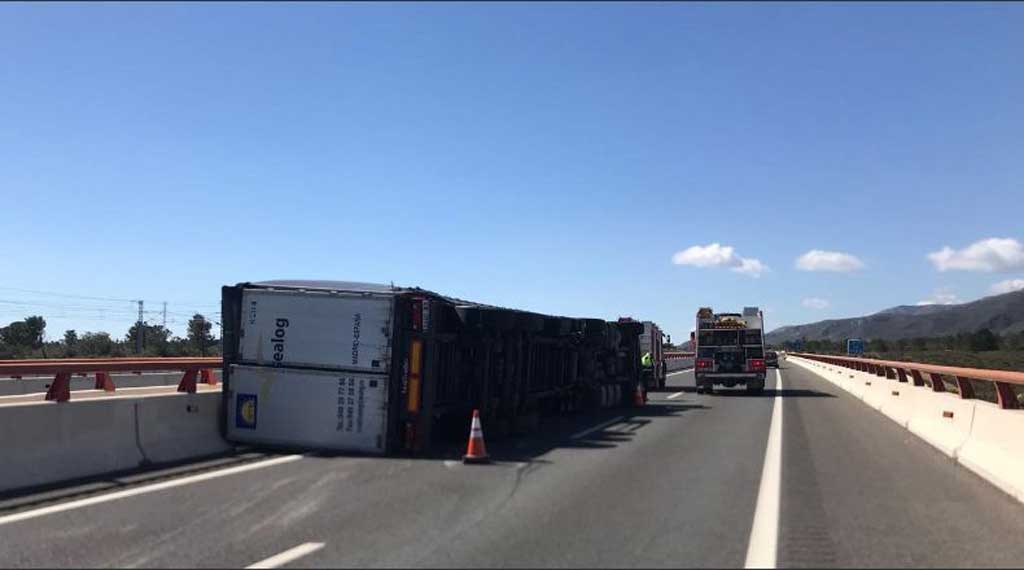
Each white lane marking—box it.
[0,454,304,527]
[745,369,783,569]
[666,391,685,400]
[570,416,624,440]
[246,542,325,569]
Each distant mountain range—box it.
[766,289,1024,344]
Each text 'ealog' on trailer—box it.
[220,280,656,455]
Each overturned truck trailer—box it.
[221,280,645,455]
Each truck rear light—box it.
[412,299,423,331]
[748,358,766,372]
[411,297,430,332]
[406,339,423,413]
[696,358,713,369]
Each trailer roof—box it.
[251,280,399,293]
[247,280,524,313]
[243,280,652,327]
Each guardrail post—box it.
[928,373,946,392]
[44,372,71,402]
[994,382,1020,410]
[895,368,908,383]
[885,367,896,380]
[909,369,925,387]
[177,369,198,393]
[94,371,115,392]
[954,376,976,400]
[200,369,218,386]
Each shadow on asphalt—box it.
[489,402,710,463]
[1,394,709,506]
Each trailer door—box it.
[239,288,393,373]
[228,364,389,453]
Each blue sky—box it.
[2,3,1023,341]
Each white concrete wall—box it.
[789,355,1024,504]
[666,357,694,373]
[0,391,230,494]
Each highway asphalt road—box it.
[2,362,1024,568]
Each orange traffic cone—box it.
[463,409,490,464]
[634,385,646,406]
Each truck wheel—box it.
[746,380,765,395]
[702,380,715,395]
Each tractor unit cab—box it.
[693,306,766,395]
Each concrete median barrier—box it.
[665,358,694,373]
[136,392,231,465]
[957,403,1024,502]
[877,382,923,429]
[862,374,897,411]
[0,399,145,493]
[847,372,872,400]
[793,354,1024,505]
[906,392,976,458]
[0,389,231,494]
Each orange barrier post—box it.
[44,372,71,402]
[94,371,115,392]
[200,369,218,386]
[177,369,198,393]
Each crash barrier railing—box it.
[664,352,695,359]
[792,353,1024,409]
[0,357,221,402]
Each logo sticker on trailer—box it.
[236,393,258,429]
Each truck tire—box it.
[702,379,715,395]
[746,379,765,395]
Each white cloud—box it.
[671,243,767,278]
[990,279,1024,295]
[927,238,1024,272]
[795,250,865,272]
[801,297,830,309]
[916,288,960,306]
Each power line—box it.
[0,285,219,308]
[0,286,134,303]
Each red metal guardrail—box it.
[664,352,695,359]
[792,352,1024,409]
[0,357,221,402]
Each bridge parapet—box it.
[789,352,1024,504]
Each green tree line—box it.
[779,328,1024,355]
[0,314,220,359]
